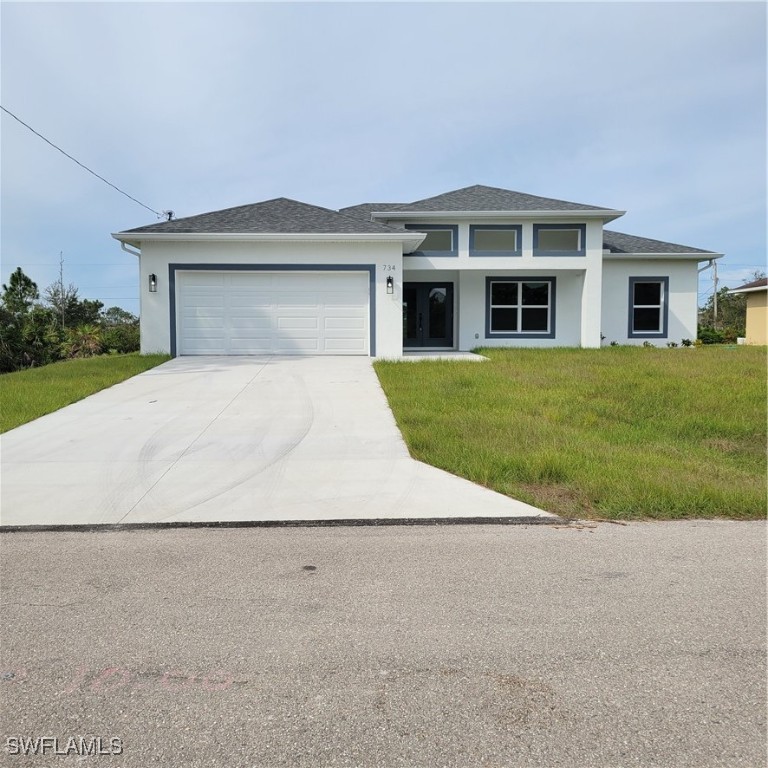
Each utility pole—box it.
[712,259,718,329]
[58,251,65,328]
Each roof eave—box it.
[603,251,723,260]
[111,230,425,253]
[372,209,626,223]
[729,285,768,295]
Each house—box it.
[729,277,767,345]
[112,185,722,357]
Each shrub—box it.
[102,323,140,354]
[721,325,741,344]
[61,324,104,358]
[21,306,65,368]
[681,338,693,347]
[698,326,724,345]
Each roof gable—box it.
[349,184,615,213]
[121,197,402,235]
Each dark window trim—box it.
[628,276,669,338]
[404,224,459,257]
[168,263,376,357]
[484,276,557,339]
[533,223,586,257]
[469,225,523,257]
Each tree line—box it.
[0,267,139,373]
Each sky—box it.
[1,1,766,317]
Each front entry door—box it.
[403,283,454,348]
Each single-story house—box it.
[112,185,722,357]
[729,277,767,345]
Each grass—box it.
[1,353,171,433]
[374,346,767,520]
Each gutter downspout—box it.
[698,258,716,330]
[121,242,141,258]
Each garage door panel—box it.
[277,317,319,330]
[275,338,321,354]
[178,271,368,355]
[324,317,365,330]
[325,338,367,352]
[229,338,273,354]
[229,317,273,337]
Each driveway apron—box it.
[0,357,553,526]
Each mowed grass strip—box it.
[1,354,171,433]
[374,347,767,520]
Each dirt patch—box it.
[517,483,593,518]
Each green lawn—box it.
[374,347,767,520]
[0,354,171,433]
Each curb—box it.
[0,516,564,533]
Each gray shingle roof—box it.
[603,230,716,255]
[342,184,615,213]
[121,197,403,235]
[339,203,409,219]
[730,277,767,291]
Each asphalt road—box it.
[1,521,765,767]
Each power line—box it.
[0,105,164,218]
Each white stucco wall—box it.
[401,218,605,348]
[601,259,700,346]
[456,270,587,350]
[136,239,404,357]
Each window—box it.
[469,225,522,257]
[485,277,556,338]
[404,224,459,256]
[628,277,669,338]
[533,224,586,256]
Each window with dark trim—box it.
[469,225,522,257]
[485,277,556,338]
[533,224,586,256]
[628,277,669,338]
[404,224,459,256]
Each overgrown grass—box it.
[1,354,171,433]
[375,347,767,520]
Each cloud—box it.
[1,1,765,314]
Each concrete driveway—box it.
[1,357,553,527]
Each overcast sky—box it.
[2,1,765,316]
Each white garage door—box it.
[177,271,369,355]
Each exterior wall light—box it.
[148,273,158,293]
[386,275,394,294]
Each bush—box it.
[21,306,65,368]
[102,323,140,354]
[698,326,724,345]
[721,325,741,344]
[61,324,104,358]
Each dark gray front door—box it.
[403,283,454,348]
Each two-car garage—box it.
[176,270,371,356]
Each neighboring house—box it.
[112,185,722,357]
[729,277,768,345]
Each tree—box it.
[43,282,103,328]
[100,306,139,353]
[2,267,39,315]
[699,287,746,334]
[100,306,138,326]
